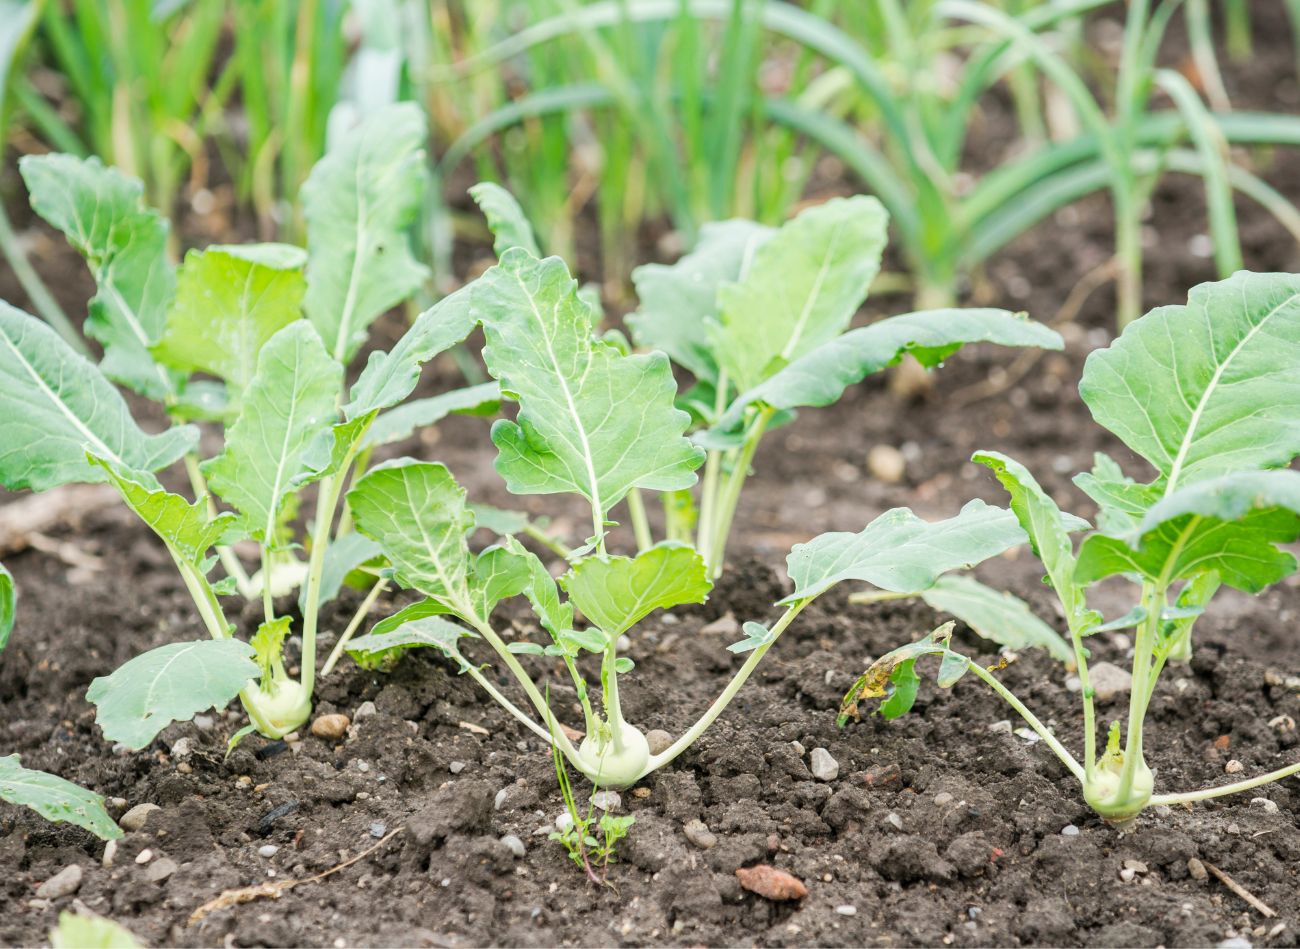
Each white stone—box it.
[810,748,839,782]
[1088,662,1133,702]
[258,845,279,858]
[591,790,621,812]
[835,905,857,917]
[36,865,82,899]
[501,835,526,858]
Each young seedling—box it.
[842,271,1300,825]
[548,721,634,885]
[0,104,494,751]
[343,187,1062,788]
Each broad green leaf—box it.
[348,615,475,673]
[209,242,307,269]
[478,251,703,518]
[628,219,772,383]
[303,103,429,363]
[711,309,1062,434]
[1080,272,1300,491]
[468,545,531,620]
[203,322,341,543]
[784,500,1024,603]
[711,196,888,391]
[0,303,196,490]
[470,504,533,538]
[153,247,305,400]
[839,622,959,725]
[249,616,291,683]
[0,755,121,841]
[19,154,177,398]
[345,284,479,418]
[560,543,711,639]
[88,453,236,568]
[1075,469,1300,592]
[504,537,575,643]
[86,639,258,750]
[298,531,381,615]
[0,1,40,119]
[50,912,142,949]
[0,560,11,651]
[974,450,1093,628]
[469,182,541,257]
[920,574,1073,663]
[348,459,475,618]
[1073,452,1161,533]
[365,381,500,448]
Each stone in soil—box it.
[118,803,160,832]
[145,858,177,882]
[1088,661,1133,702]
[810,747,839,781]
[311,714,350,740]
[35,865,82,899]
[683,818,717,849]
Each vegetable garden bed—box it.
[3,7,1300,949]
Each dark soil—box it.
[4,4,1300,948]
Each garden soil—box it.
[3,5,1300,947]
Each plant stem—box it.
[260,544,275,623]
[320,578,390,677]
[465,665,557,745]
[705,407,772,579]
[1117,582,1162,798]
[601,644,627,750]
[1068,616,1098,776]
[183,454,250,590]
[847,590,915,606]
[640,599,806,778]
[965,661,1086,782]
[523,522,574,560]
[695,368,729,557]
[626,488,652,552]
[0,203,84,352]
[172,554,229,641]
[1151,758,1300,807]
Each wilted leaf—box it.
[0,755,121,841]
[920,574,1072,663]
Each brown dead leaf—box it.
[735,864,808,901]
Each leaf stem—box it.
[847,589,915,605]
[965,661,1086,783]
[626,488,653,553]
[464,664,558,745]
[320,578,390,677]
[524,522,574,560]
[182,453,250,591]
[1116,582,1162,800]
[1150,758,1300,807]
[639,599,806,779]
[260,544,275,623]
[705,407,772,578]
[601,644,627,750]
[1068,617,1098,777]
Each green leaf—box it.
[628,219,772,384]
[19,154,177,398]
[838,622,960,725]
[478,250,703,518]
[0,755,121,841]
[470,504,533,538]
[0,302,197,491]
[203,322,341,544]
[88,453,236,568]
[726,620,774,654]
[153,247,306,400]
[1073,451,1162,533]
[503,537,575,643]
[298,531,381,615]
[711,196,888,391]
[468,545,532,620]
[0,560,13,652]
[560,543,711,639]
[302,103,429,363]
[365,381,500,448]
[785,500,1025,603]
[974,450,1093,628]
[880,660,921,720]
[711,309,1062,434]
[249,616,291,683]
[469,181,541,257]
[1080,272,1300,491]
[345,284,479,418]
[1075,469,1300,592]
[920,575,1073,663]
[0,2,40,106]
[348,615,475,673]
[86,639,258,750]
[50,912,142,949]
[347,459,475,618]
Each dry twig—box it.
[1204,861,1276,918]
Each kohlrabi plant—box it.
[626,193,1065,578]
[841,271,1300,825]
[340,186,1064,789]
[0,104,496,750]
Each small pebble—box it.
[591,790,621,812]
[495,788,511,810]
[501,835,526,858]
[934,792,954,806]
[370,822,387,838]
[1123,859,1148,874]
[449,761,466,774]
[645,730,673,756]
[810,747,839,782]
[311,714,350,740]
[1216,938,1252,949]
[102,840,117,868]
[1188,858,1208,881]
[356,761,370,773]
[193,714,215,732]
[135,849,153,865]
[1119,867,1136,882]
[616,635,631,652]
[1088,661,1133,702]
[700,614,739,637]
[555,812,575,834]
[683,819,717,850]
[1251,797,1278,814]
[35,865,82,899]
[258,845,279,858]
[354,701,378,720]
[119,803,160,832]
[866,444,906,483]
[1013,727,1040,744]
[885,812,904,831]
[1061,825,1080,837]
[1064,675,1082,693]
[790,740,805,757]
[988,720,1012,734]
[145,858,177,883]
[835,905,857,917]
[170,737,194,759]
[1225,759,1244,774]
